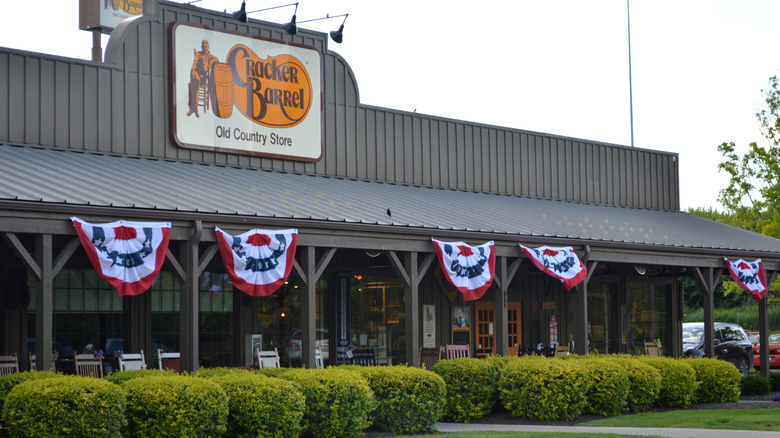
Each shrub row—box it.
[431,354,742,422]
[1,365,446,438]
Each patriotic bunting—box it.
[70,217,171,296]
[431,238,496,301]
[724,257,768,302]
[519,244,587,291]
[215,227,298,297]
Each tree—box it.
[691,74,780,303]
[717,75,780,240]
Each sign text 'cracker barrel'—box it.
[226,45,312,128]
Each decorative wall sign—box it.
[70,217,171,296]
[171,22,323,161]
[724,257,768,301]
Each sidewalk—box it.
[436,423,780,437]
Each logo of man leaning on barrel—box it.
[184,39,313,128]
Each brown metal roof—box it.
[1,143,779,256]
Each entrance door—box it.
[475,301,523,356]
[475,302,495,354]
[507,302,522,356]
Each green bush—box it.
[0,370,61,420]
[770,372,780,392]
[210,372,305,438]
[433,357,499,422]
[3,375,126,438]
[741,374,771,395]
[611,356,661,412]
[121,374,228,438]
[254,367,291,378]
[577,357,629,416]
[280,368,375,438]
[104,368,178,386]
[635,356,697,408]
[192,367,251,379]
[498,356,590,421]
[682,357,741,403]
[348,365,446,434]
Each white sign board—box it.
[171,22,323,161]
[423,304,436,348]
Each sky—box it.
[1,0,778,211]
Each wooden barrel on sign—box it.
[210,63,234,118]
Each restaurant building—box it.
[1,0,779,372]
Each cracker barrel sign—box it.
[171,23,323,161]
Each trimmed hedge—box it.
[577,357,629,416]
[347,365,446,434]
[635,356,697,408]
[741,374,771,395]
[3,375,126,438]
[0,370,61,420]
[612,356,661,412]
[104,368,178,386]
[498,356,590,421]
[433,357,499,422]
[682,357,741,403]
[210,372,305,438]
[770,372,780,392]
[121,374,228,438]
[280,368,375,438]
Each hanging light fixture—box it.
[298,13,349,44]
[283,3,298,35]
[233,1,299,34]
[232,1,247,23]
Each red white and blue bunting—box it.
[431,238,496,301]
[215,227,298,297]
[519,244,587,291]
[724,257,768,302]
[70,217,171,296]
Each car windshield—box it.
[682,325,704,344]
[770,334,780,343]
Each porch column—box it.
[35,234,54,370]
[573,256,599,355]
[387,251,435,367]
[294,246,336,369]
[758,271,777,377]
[693,266,721,359]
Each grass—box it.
[401,408,780,437]
[580,408,780,431]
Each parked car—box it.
[682,322,754,376]
[749,333,780,370]
[284,329,329,362]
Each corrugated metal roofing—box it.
[1,144,779,254]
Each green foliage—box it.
[121,374,228,438]
[210,372,305,438]
[280,368,375,438]
[498,356,590,421]
[575,357,630,416]
[740,374,772,395]
[254,367,292,378]
[3,375,126,438]
[432,357,499,422]
[770,372,780,392]
[0,370,61,419]
[635,356,697,408]
[103,368,178,386]
[683,304,780,330]
[348,365,446,434]
[192,367,251,379]
[611,356,661,412]
[681,357,741,403]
